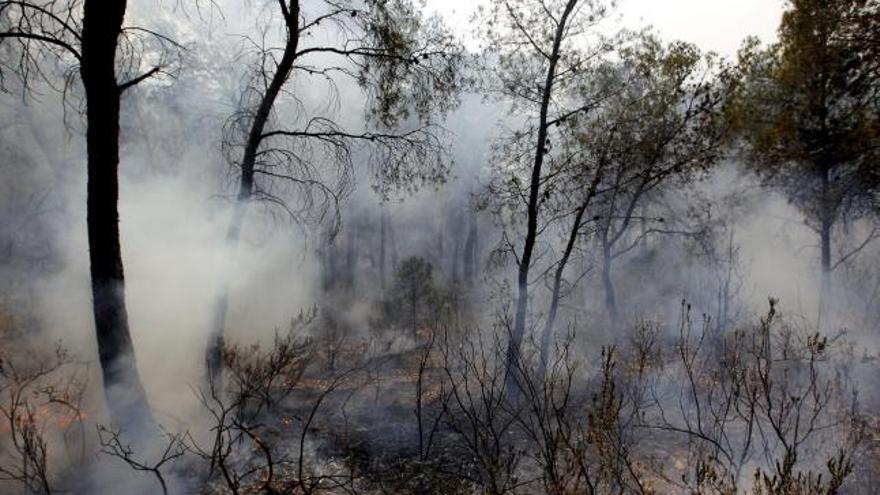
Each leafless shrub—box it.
[427,298,864,495]
[437,327,524,494]
[221,309,317,417]
[513,336,654,495]
[187,312,367,494]
[96,425,185,495]
[413,328,444,464]
[629,299,863,494]
[0,331,87,495]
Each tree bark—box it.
[81,0,153,433]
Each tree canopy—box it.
[731,0,880,292]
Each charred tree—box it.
[81,0,153,433]
[538,162,605,373]
[207,0,463,386]
[477,0,587,400]
[206,0,303,386]
[479,0,637,399]
[389,215,400,271]
[0,0,177,433]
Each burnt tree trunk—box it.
[81,0,153,432]
[320,242,333,291]
[716,230,735,332]
[207,1,301,387]
[410,285,418,339]
[389,217,400,270]
[434,227,445,276]
[538,168,601,375]
[819,166,833,304]
[463,211,478,286]
[600,235,619,328]
[538,204,587,375]
[507,0,579,400]
[451,235,460,283]
[345,222,357,289]
[379,209,387,290]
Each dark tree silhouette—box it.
[80,1,154,434]
[477,0,619,396]
[207,0,465,386]
[0,0,178,434]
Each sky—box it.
[424,0,785,58]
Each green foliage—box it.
[478,0,622,220]
[476,0,618,111]
[730,0,880,224]
[360,0,467,128]
[581,33,732,194]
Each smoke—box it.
[0,1,877,493]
